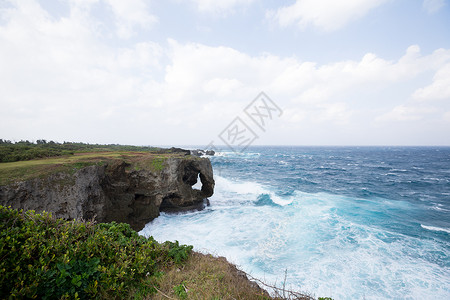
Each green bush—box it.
[165,240,193,265]
[0,206,192,299]
[0,144,74,162]
[173,282,188,299]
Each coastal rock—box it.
[156,147,191,156]
[190,149,215,157]
[0,156,214,231]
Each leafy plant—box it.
[151,157,166,172]
[165,240,194,265]
[173,282,188,299]
[0,206,192,299]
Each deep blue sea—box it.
[140,146,450,299]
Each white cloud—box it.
[65,0,157,38]
[423,0,446,13]
[413,63,450,101]
[376,105,436,122]
[103,0,157,38]
[269,0,388,31]
[116,42,163,70]
[203,78,243,96]
[191,0,255,15]
[283,107,306,123]
[1,1,450,145]
[160,42,450,127]
[277,46,450,105]
[0,0,163,143]
[444,111,450,122]
[316,102,353,123]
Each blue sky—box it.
[1,0,449,146]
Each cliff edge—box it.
[0,151,214,231]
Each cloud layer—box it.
[269,0,388,31]
[0,0,449,145]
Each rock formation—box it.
[190,149,215,157]
[0,155,214,231]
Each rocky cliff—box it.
[0,154,214,231]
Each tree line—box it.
[0,140,159,163]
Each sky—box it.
[0,0,449,146]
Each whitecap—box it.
[421,224,450,234]
[430,204,450,212]
[211,151,230,157]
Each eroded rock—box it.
[0,155,215,231]
[190,149,215,157]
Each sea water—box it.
[140,146,450,299]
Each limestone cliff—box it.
[0,154,214,231]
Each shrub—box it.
[0,206,192,299]
[173,282,188,299]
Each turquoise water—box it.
[140,146,450,299]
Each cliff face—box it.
[0,156,214,231]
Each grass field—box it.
[0,151,188,186]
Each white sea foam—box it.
[209,151,261,159]
[430,203,450,212]
[421,224,450,234]
[211,151,228,157]
[139,174,450,299]
[391,169,408,172]
[213,175,293,206]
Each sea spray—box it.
[140,146,450,299]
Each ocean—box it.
[140,146,450,299]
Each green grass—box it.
[0,151,190,186]
[0,140,163,163]
[0,139,198,185]
[151,157,167,172]
[0,153,116,185]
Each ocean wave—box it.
[141,147,450,299]
[210,151,261,159]
[430,204,450,212]
[209,151,230,157]
[391,169,408,172]
[421,224,450,234]
[141,187,450,299]
[213,175,293,206]
[255,194,282,207]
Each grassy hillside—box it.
[0,150,191,186]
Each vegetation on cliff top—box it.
[0,139,162,163]
[0,206,280,299]
[0,140,194,185]
[0,205,193,299]
[0,152,181,186]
